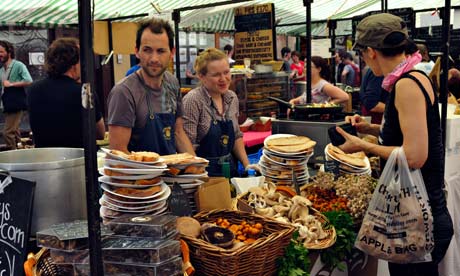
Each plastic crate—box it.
[237,148,263,176]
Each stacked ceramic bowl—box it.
[98,149,170,221]
[161,153,209,214]
[259,134,316,187]
[324,143,371,175]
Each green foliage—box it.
[277,231,311,276]
[320,211,356,271]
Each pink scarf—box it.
[381,51,422,91]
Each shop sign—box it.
[234,3,275,64]
[0,174,35,276]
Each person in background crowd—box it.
[108,18,195,155]
[341,52,360,87]
[289,56,349,106]
[280,47,292,73]
[335,49,346,84]
[223,44,235,67]
[185,48,204,85]
[414,44,435,75]
[338,13,453,276]
[360,69,386,124]
[0,40,32,150]
[182,48,257,177]
[290,51,306,98]
[28,38,105,148]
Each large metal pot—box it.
[0,148,86,234]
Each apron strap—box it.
[205,153,232,164]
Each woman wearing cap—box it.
[182,48,255,177]
[337,13,453,276]
[289,56,349,105]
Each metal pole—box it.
[78,0,104,275]
[440,3,451,149]
[304,0,313,103]
[328,20,337,85]
[172,10,181,85]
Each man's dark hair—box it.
[0,40,15,59]
[136,18,175,50]
[281,47,291,57]
[45,37,80,78]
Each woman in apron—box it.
[182,48,255,177]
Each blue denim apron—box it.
[128,87,176,155]
[196,101,236,177]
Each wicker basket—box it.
[237,189,337,250]
[181,209,295,276]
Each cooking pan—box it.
[267,96,343,115]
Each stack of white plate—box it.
[162,159,208,215]
[259,134,314,187]
[98,149,170,221]
[324,143,371,175]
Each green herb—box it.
[277,231,311,276]
[320,211,356,271]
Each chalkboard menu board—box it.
[0,174,35,276]
[234,3,276,64]
[352,8,415,39]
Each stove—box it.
[272,117,347,164]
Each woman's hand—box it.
[345,114,371,134]
[335,126,366,153]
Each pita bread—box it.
[266,136,311,147]
[269,140,317,153]
[327,144,367,168]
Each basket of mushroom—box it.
[237,182,337,250]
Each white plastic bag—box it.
[355,147,434,263]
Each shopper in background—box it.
[414,44,435,75]
[185,48,204,85]
[337,13,453,276]
[280,47,292,72]
[182,48,256,177]
[359,69,386,124]
[289,56,349,106]
[290,51,305,82]
[335,49,346,84]
[223,44,235,67]
[28,37,105,148]
[108,18,195,155]
[0,40,32,150]
[341,52,360,87]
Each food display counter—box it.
[232,72,290,120]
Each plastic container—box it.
[107,214,177,238]
[74,256,182,276]
[36,220,113,250]
[102,237,180,265]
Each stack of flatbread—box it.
[265,136,316,154]
[259,135,316,187]
[324,144,371,175]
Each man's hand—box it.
[2,80,12,87]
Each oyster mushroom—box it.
[255,207,275,217]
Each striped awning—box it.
[0,0,459,34]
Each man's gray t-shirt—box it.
[108,71,183,132]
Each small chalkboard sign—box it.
[0,173,35,276]
[324,160,340,178]
[168,183,192,217]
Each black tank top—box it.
[379,70,446,214]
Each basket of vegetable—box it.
[301,172,377,224]
[237,184,337,250]
[180,209,295,276]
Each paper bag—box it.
[196,177,232,212]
